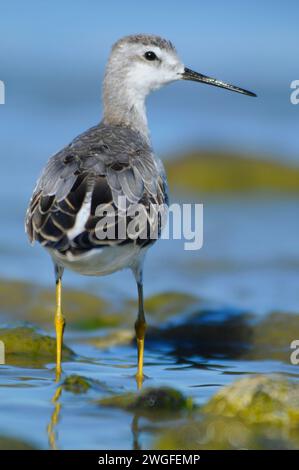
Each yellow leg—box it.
[133,271,146,390]
[135,316,146,390]
[55,278,65,382]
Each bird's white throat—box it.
[103,72,150,140]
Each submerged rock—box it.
[62,374,95,394]
[157,375,299,450]
[99,387,194,414]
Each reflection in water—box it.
[131,414,141,450]
[47,385,63,450]
[46,377,143,451]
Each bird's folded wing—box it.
[25,124,168,254]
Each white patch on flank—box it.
[67,191,92,240]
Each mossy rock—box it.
[166,151,299,193]
[0,327,74,360]
[245,312,299,362]
[156,415,297,450]
[99,387,194,414]
[148,308,254,359]
[62,374,94,394]
[124,292,199,325]
[157,376,299,450]
[0,280,32,313]
[144,292,199,321]
[203,375,299,426]
[0,279,123,330]
[0,435,36,450]
[157,417,251,450]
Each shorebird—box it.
[25,34,255,387]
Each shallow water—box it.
[0,194,299,449]
[1,338,299,450]
[0,324,299,449]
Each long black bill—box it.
[182,67,256,97]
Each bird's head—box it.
[105,33,256,98]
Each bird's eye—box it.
[144,51,157,61]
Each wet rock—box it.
[124,291,199,326]
[203,375,299,426]
[62,374,94,394]
[98,387,194,414]
[157,375,299,450]
[157,416,252,450]
[246,312,299,362]
[147,308,299,363]
[144,292,199,322]
[0,327,74,361]
[148,308,254,359]
[0,279,122,330]
[166,151,299,193]
[0,435,36,450]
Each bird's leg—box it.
[54,265,65,381]
[135,277,146,390]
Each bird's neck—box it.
[103,78,150,141]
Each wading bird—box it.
[25,34,255,388]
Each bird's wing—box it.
[25,124,168,255]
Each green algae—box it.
[144,291,199,321]
[166,151,299,193]
[203,375,299,426]
[246,312,299,362]
[0,279,122,330]
[0,326,74,360]
[62,374,94,394]
[99,387,194,414]
[123,291,199,327]
[157,375,299,450]
[0,435,36,450]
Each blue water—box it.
[0,1,299,450]
[0,0,299,162]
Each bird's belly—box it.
[48,244,145,276]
